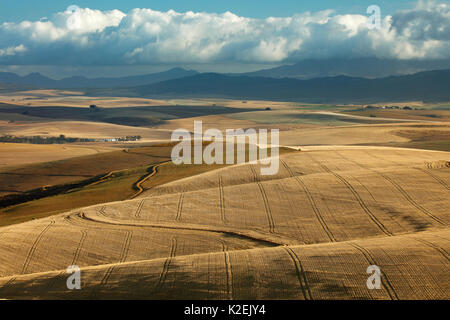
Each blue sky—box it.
[0,0,414,22]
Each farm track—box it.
[175,193,184,221]
[155,237,177,292]
[306,153,393,237]
[131,161,171,199]
[249,165,275,234]
[71,230,88,266]
[374,172,445,226]
[98,230,133,289]
[354,151,447,226]
[415,168,449,190]
[280,159,336,242]
[348,242,399,300]
[21,220,55,275]
[134,199,145,218]
[218,176,226,223]
[282,246,312,300]
[220,241,234,300]
[84,170,121,188]
[413,238,449,261]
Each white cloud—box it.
[0,1,448,65]
[0,44,27,56]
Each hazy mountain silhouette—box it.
[241,58,450,79]
[0,67,198,89]
[2,63,449,103]
[127,69,450,103]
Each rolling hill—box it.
[0,146,448,299]
[126,69,450,103]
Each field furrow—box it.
[21,220,55,275]
[280,159,337,242]
[250,164,276,234]
[306,153,393,237]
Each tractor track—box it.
[71,230,88,266]
[413,238,449,262]
[134,199,146,218]
[218,176,227,223]
[99,230,133,288]
[155,237,177,291]
[175,193,184,222]
[348,242,399,300]
[415,168,449,190]
[360,151,446,226]
[250,165,275,234]
[280,159,336,242]
[306,153,393,237]
[220,241,234,300]
[282,246,312,300]
[21,220,55,275]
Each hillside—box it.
[0,146,448,299]
[128,70,450,103]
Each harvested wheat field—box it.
[0,143,115,169]
[0,121,174,141]
[0,146,448,299]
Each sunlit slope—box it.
[139,147,449,243]
[0,228,448,299]
[0,142,114,169]
[0,147,448,299]
[278,123,450,147]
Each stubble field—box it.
[0,94,448,300]
[0,146,448,299]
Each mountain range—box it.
[0,67,198,89]
[241,58,450,79]
[124,69,450,103]
[1,59,450,103]
[2,58,450,89]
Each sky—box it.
[0,1,414,22]
[0,0,449,78]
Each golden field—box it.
[0,146,448,299]
[0,95,448,299]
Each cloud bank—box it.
[0,0,449,66]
